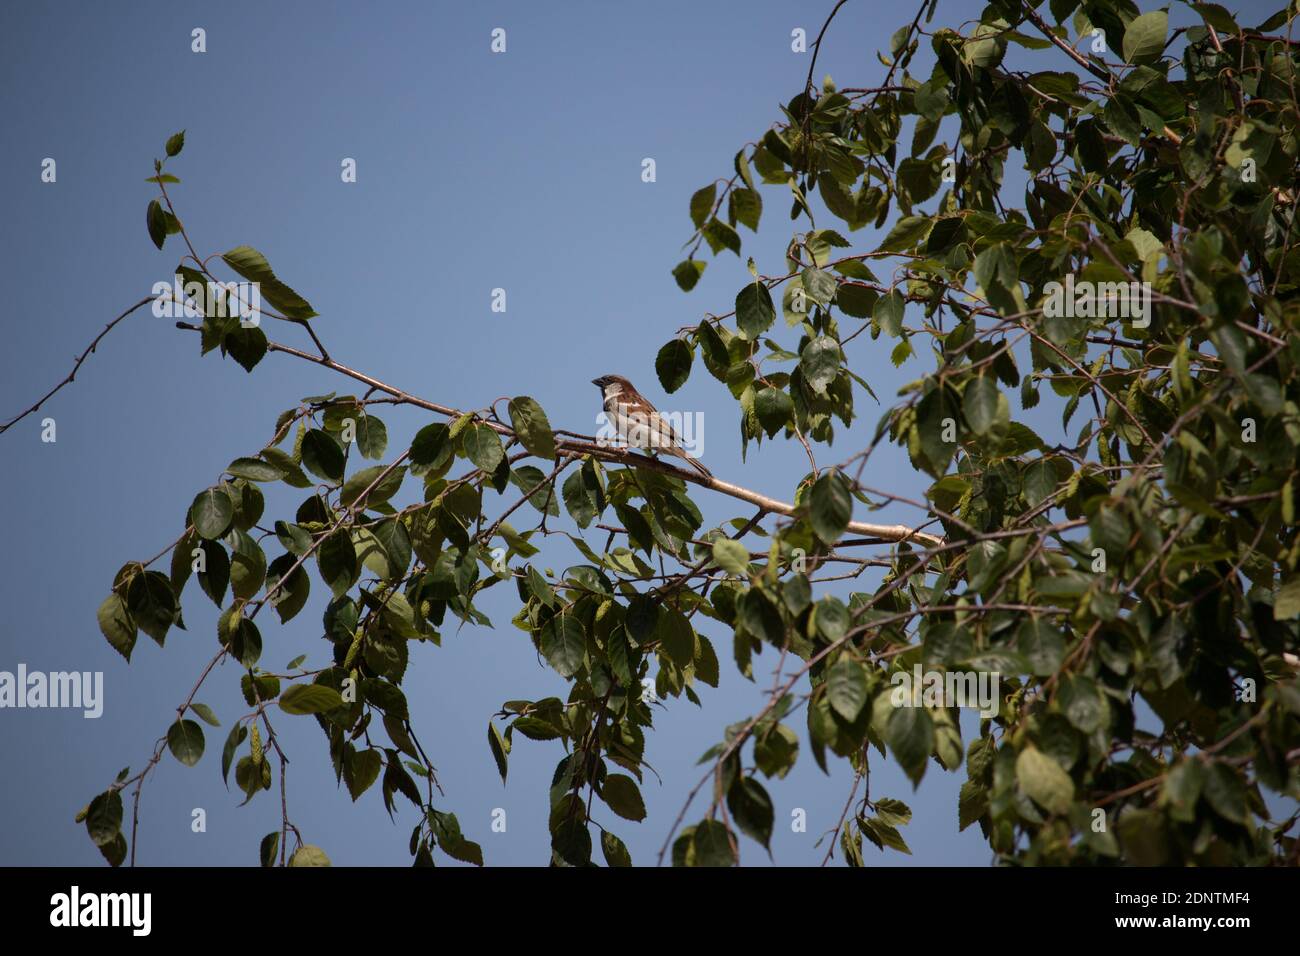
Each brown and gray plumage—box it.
[591,374,712,478]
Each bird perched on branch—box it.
[592,374,712,478]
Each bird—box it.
[591,374,713,478]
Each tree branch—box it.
[171,320,944,547]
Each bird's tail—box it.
[682,454,713,479]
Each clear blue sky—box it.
[0,0,1213,866]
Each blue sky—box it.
[4,0,1255,867]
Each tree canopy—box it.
[12,0,1299,866]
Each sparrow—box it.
[592,374,712,478]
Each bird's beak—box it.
[591,378,602,386]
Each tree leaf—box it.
[301,429,345,483]
[800,336,842,394]
[712,538,751,576]
[97,593,137,662]
[656,339,693,393]
[736,281,776,339]
[810,470,852,544]
[826,658,869,721]
[727,777,775,850]
[690,819,737,867]
[602,773,647,822]
[85,790,123,847]
[167,719,205,767]
[221,246,318,320]
[541,613,586,678]
[462,424,505,473]
[190,486,234,539]
[278,684,344,716]
[1123,10,1168,65]
[1016,747,1074,815]
[508,397,556,460]
[146,200,167,250]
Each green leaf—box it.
[189,703,221,727]
[126,570,176,646]
[673,259,707,291]
[1190,3,1238,34]
[601,830,632,867]
[288,845,331,867]
[826,658,869,721]
[886,706,934,784]
[278,684,344,716]
[691,819,736,867]
[410,422,452,470]
[221,724,247,786]
[963,375,999,435]
[222,615,263,668]
[754,386,793,437]
[874,797,912,827]
[488,722,510,785]
[657,608,696,668]
[877,215,932,252]
[267,552,310,624]
[167,719,205,767]
[190,486,234,539]
[873,289,905,337]
[656,339,693,393]
[355,414,388,460]
[340,463,406,508]
[729,187,762,231]
[1163,758,1205,823]
[863,816,912,854]
[317,529,358,597]
[165,130,185,157]
[346,749,382,800]
[1017,618,1066,677]
[689,183,717,228]
[1203,763,1247,824]
[800,336,842,395]
[226,457,284,482]
[1058,675,1107,733]
[1123,11,1168,65]
[1274,577,1300,620]
[146,200,167,250]
[836,282,877,318]
[702,218,741,256]
[810,470,852,544]
[712,538,751,576]
[602,773,647,822]
[220,245,318,320]
[541,613,586,678]
[727,777,774,850]
[560,468,600,528]
[85,790,123,847]
[508,397,557,460]
[736,281,776,339]
[301,429,345,483]
[223,326,268,373]
[260,832,279,867]
[1016,747,1074,815]
[97,593,137,661]
[462,423,505,473]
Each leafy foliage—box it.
[70,0,1300,867]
